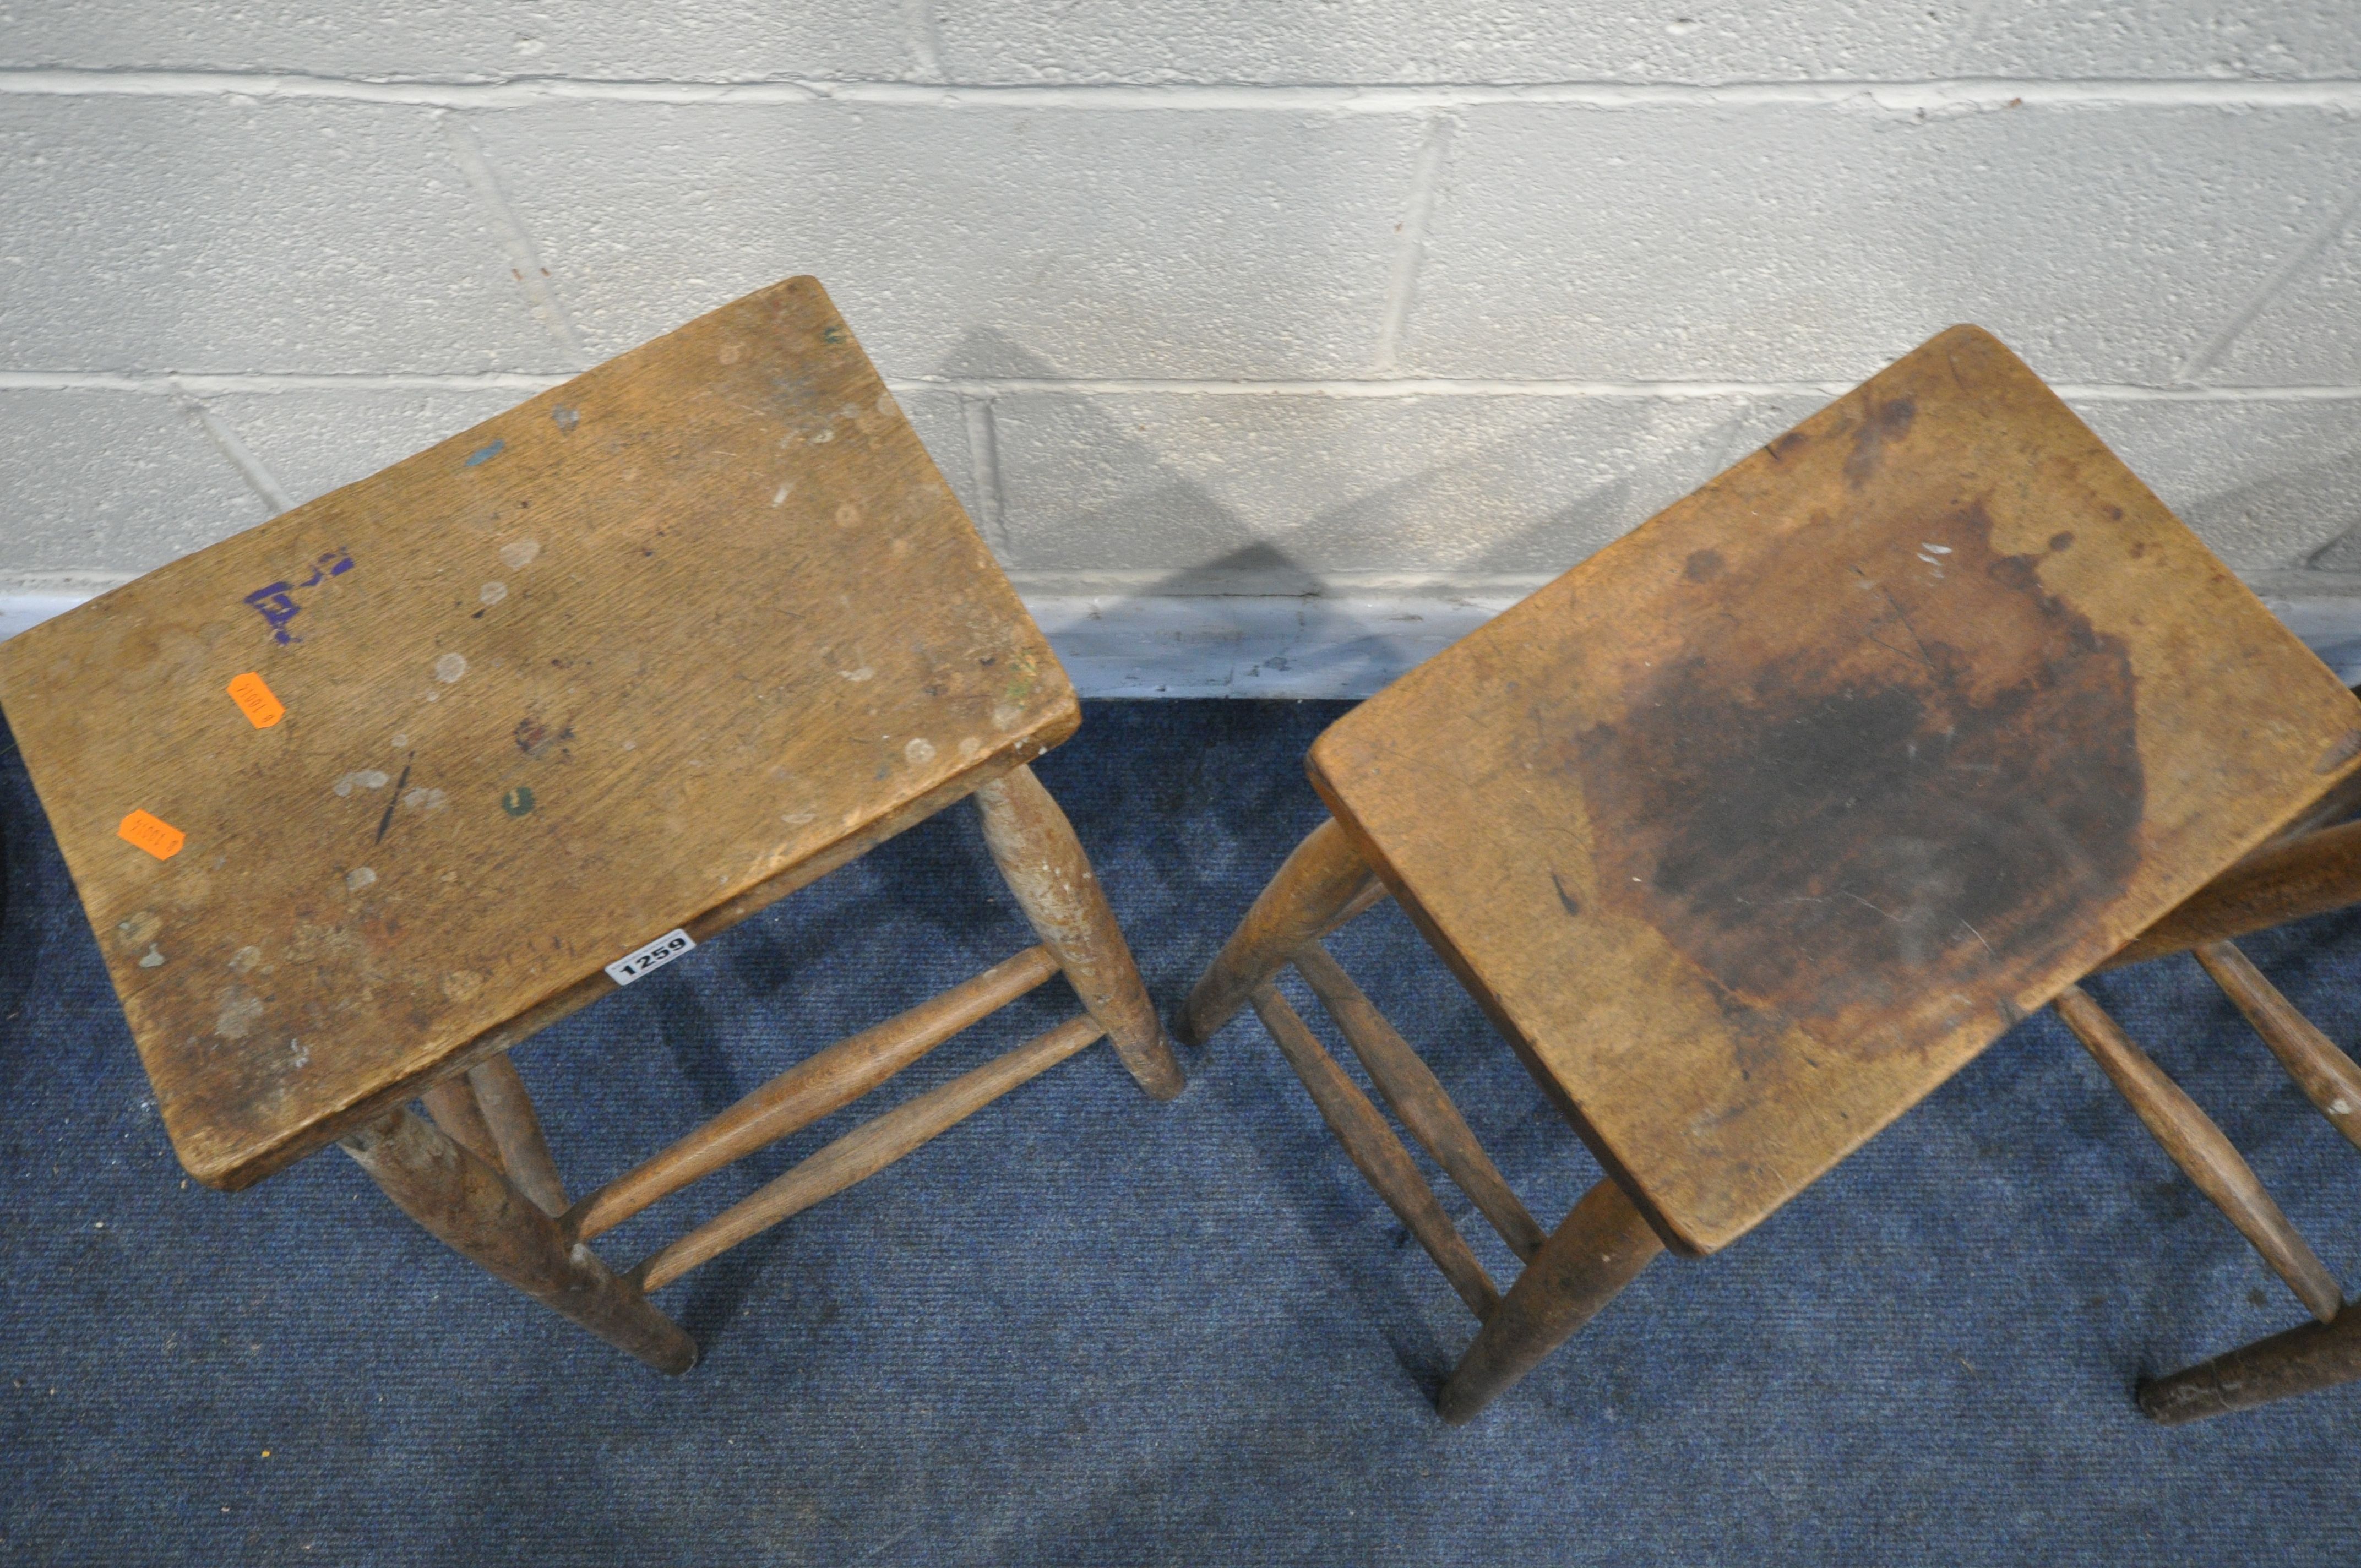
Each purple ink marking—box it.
[466,439,505,467]
[297,548,355,587]
[243,583,302,644]
[244,551,355,643]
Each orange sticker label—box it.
[118,809,186,861]
[226,671,285,728]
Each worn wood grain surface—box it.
[0,277,1077,1190]
[1308,325,2361,1254]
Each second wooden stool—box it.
[1180,324,2361,1423]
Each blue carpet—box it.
[4,698,2360,1565]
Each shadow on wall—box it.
[935,326,1827,592]
[2204,428,2361,572]
[2289,436,2361,571]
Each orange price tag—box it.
[226,671,285,728]
[118,809,186,861]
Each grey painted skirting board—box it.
[8,573,2361,699]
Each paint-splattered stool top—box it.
[0,277,1075,1189]
[1307,326,2361,1255]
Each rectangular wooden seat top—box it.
[0,277,1076,1191]
[1309,325,2361,1256]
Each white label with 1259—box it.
[605,928,696,986]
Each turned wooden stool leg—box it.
[1436,1178,1664,1425]
[2139,1311,2361,1424]
[420,1075,503,1168]
[421,1057,568,1218]
[1178,817,1381,1047]
[466,1054,569,1218]
[340,1109,696,1374]
[973,763,1183,1101]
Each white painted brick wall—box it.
[467,103,1423,376]
[3,5,2358,694]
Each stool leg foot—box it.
[1437,1178,1663,1425]
[2139,1310,2361,1424]
[975,763,1183,1101]
[1178,816,1379,1048]
[341,1108,697,1374]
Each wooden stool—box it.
[0,276,1180,1373]
[1178,325,2361,1423]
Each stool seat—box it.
[0,277,1074,1192]
[1305,326,2361,1255]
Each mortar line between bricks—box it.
[2175,180,2361,385]
[8,371,2360,404]
[959,394,1009,549]
[897,0,947,83]
[435,111,592,366]
[5,68,2361,112]
[1371,114,1454,373]
[169,384,293,515]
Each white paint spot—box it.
[2335,1098,2353,1116]
[230,946,263,973]
[841,666,874,683]
[333,770,391,796]
[498,538,541,569]
[1921,543,1954,554]
[771,485,790,507]
[782,810,817,826]
[288,1038,309,1068]
[904,737,937,765]
[138,944,165,968]
[810,428,834,444]
[402,787,449,813]
[434,653,468,684]
[215,987,264,1041]
[480,581,508,606]
[346,867,377,891]
[390,733,409,749]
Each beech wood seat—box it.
[1180,325,2361,1423]
[0,276,1180,1371]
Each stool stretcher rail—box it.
[2053,984,2343,1325]
[2192,940,2361,1155]
[1250,983,1500,1320]
[633,1012,1105,1292]
[569,945,1061,1241]
[1293,944,1546,1265]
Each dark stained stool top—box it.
[1309,325,2361,1256]
[0,277,1075,1192]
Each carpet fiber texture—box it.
[5,699,2361,1565]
